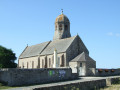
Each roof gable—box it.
[19,41,51,59]
[70,52,95,62]
[41,36,77,55]
[70,52,86,62]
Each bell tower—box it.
[53,10,71,40]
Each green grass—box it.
[100,78,120,90]
[100,84,120,90]
[0,82,17,89]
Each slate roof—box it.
[19,41,51,59]
[41,36,77,55]
[70,52,95,62]
[19,36,77,58]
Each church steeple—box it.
[53,11,71,40]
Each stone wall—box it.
[31,76,120,90]
[0,68,73,86]
[96,69,120,76]
[33,79,106,90]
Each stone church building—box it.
[18,12,96,76]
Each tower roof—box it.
[55,14,70,23]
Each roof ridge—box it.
[18,46,28,59]
[39,41,51,55]
[28,41,50,47]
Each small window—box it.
[49,58,51,68]
[42,59,44,68]
[22,62,24,68]
[80,63,82,67]
[60,55,64,67]
[65,25,68,30]
[59,24,62,30]
[27,62,28,68]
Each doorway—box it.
[78,63,85,76]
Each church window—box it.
[49,58,51,68]
[22,62,24,68]
[65,25,68,30]
[59,24,62,30]
[38,58,40,68]
[42,59,44,68]
[27,62,28,68]
[60,55,64,67]
[45,56,47,68]
[80,63,82,67]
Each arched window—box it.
[59,24,62,30]
[49,58,51,68]
[42,59,44,68]
[38,58,40,68]
[65,25,68,30]
[22,62,24,68]
[80,63,82,67]
[45,56,47,68]
[27,62,28,68]
[60,55,64,67]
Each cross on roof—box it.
[61,9,63,14]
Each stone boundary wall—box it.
[0,68,73,86]
[32,76,120,90]
[33,79,106,90]
[96,68,120,76]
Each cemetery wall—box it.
[0,68,73,86]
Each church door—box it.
[78,63,85,76]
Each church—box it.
[18,11,96,76]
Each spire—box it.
[61,9,63,14]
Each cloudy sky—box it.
[0,0,120,68]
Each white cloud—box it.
[107,32,120,37]
[107,32,113,36]
[116,33,120,37]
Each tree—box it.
[0,45,17,68]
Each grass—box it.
[0,82,17,89]
[99,78,120,90]
[100,84,120,90]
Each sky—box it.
[0,0,120,68]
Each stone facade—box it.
[19,53,67,69]
[53,14,71,40]
[69,52,96,76]
[19,56,39,68]
[18,12,96,76]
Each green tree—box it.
[0,45,17,68]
